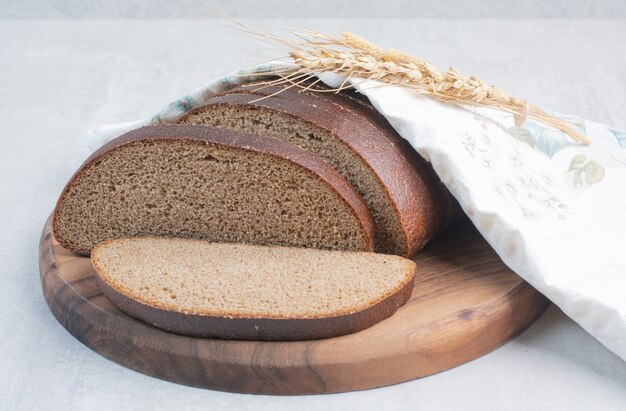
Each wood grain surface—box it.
[39,215,549,394]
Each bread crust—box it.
[52,125,375,254]
[179,83,457,256]
[91,239,416,341]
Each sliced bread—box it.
[53,125,374,255]
[91,237,416,340]
[177,81,458,256]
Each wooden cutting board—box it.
[39,216,549,394]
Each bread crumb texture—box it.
[92,237,416,319]
[181,103,407,255]
[54,139,370,254]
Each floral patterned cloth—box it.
[87,62,626,361]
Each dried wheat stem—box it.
[280,31,589,144]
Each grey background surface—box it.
[2,1,626,411]
[3,0,626,19]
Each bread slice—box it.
[91,237,416,340]
[53,125,374,255]
[177,81,458,257]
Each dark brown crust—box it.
[217,83,459,231]
[304,84,461,228]
[52,125,375,254]
[91,250,415,341]
[179,83,457,256]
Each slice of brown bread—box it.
[53,125,374,255]
[91,237,416,340]
[177,81,458,257]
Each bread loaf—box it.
[91,237,416,340]
[53,125,374,255]
[178,82,457,256]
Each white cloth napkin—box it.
[86,62,626,361]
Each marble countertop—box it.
[1,18,625,411]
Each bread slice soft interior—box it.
[53,125,373,255]
[177,83,456,257]
[92,237,416,340]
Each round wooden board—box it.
[39,216,549,395]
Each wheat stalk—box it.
[240,26,589,145]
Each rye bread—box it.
[53,125,374,255]
[177,82,457,256]
[91,237,416,340]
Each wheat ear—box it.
[274,29,590,144]
[224,16,588,144]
